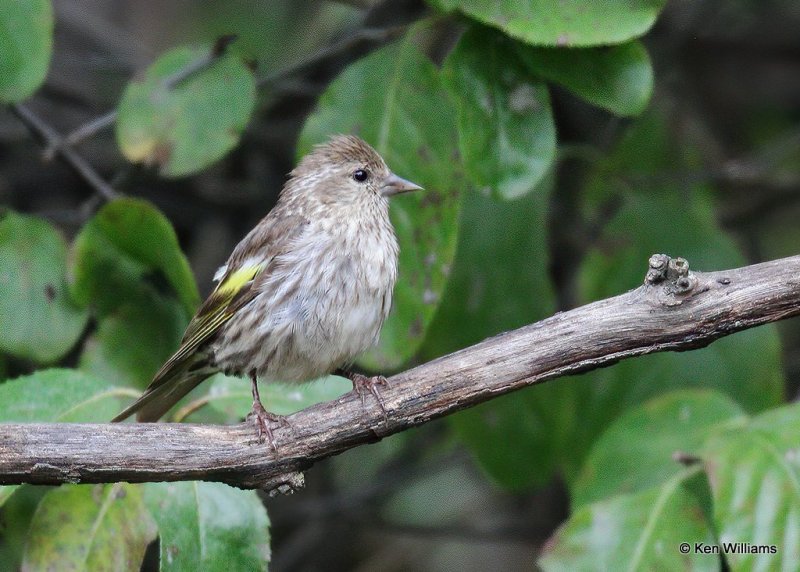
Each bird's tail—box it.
[111,356,216,423]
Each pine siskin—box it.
[112,135,422,446]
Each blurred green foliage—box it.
[0,0,52,103]
[444,25,556,199]
[0,213,88,362]
[0,0,797,570]
[144,482,271,571]
[541,468,718,571]
[428,0,668,46]
[22,484,157,571]
[518,40,653,116]
[116,45,256,177]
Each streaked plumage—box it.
[112,135,421,433]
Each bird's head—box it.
[286,135,422,209]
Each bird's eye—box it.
[353,169,369,182]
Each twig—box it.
[162,34,238,90]
[1,254,798,493]
[45,111,117,159]
[172,397,211,423]
[10,104,120,201]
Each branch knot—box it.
[646,254,696,287]
[644,254,698,303]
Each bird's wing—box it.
[157,262,267,384]
[110,261,266,422]
[148,207,314,392]
[111,211,311,423]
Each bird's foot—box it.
[348,373,389,422]
[247,401,289,451]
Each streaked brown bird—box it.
[112,135,422,446]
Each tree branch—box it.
[9,104,121,201]
[1,254,798,493]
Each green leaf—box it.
[204,373,351,420]
[704,402,800,569]
[450,390,562,491]
[79,290,187,389]
[0,486,16,507]
[517,40,653,116]
[0,486,49,569]
[298,30,462,370]
[22,483,157,572]
[573,390,746,507]
[420,178,557,490]
[554,328,782,487]
[70,197,199,316]
[0,368,128,422]
[432,0,668,47]
[116,44,256,177]
[540,471,717,571]
[144,482,270,571]
[0,212,88,362]
[0,0,53,102]
[70,199,194,389]
[190,2,359,64]
[0,487,18,512]
[444,25,555,199]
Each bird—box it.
[112,135,422,448]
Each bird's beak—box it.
[381,173,423,197]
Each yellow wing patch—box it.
[148,261,266,388]
[216,264,265,295]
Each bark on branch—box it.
[1,254,799,493]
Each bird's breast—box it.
[216,214,399,382]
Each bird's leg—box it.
[335,368,389,422]
[247,370,288,451]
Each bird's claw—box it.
[247,401,289,451]
[350,373,389,422]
